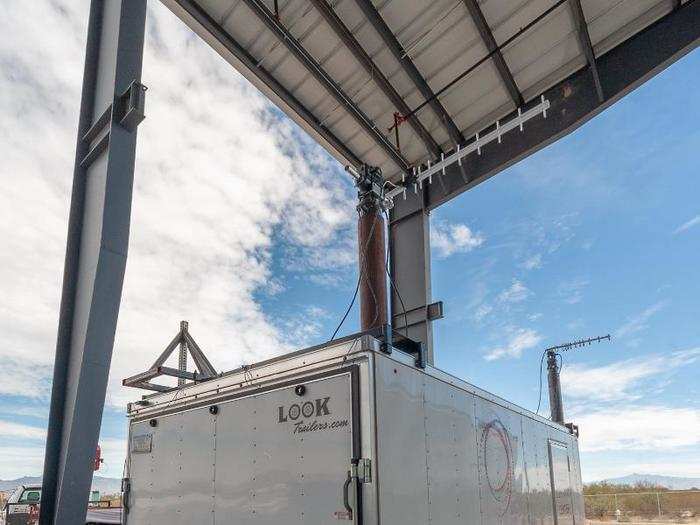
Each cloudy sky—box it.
[1,0,699,484]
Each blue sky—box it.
[0,1,698,484]
[264,48,700,480]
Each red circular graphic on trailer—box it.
[480,418,514,514]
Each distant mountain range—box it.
[0,476,122,495]
[2,473,698,495]
[597,474,700,490]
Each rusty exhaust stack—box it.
[358,195,387,331]
[350,164,389,332]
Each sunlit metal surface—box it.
[162,0,677,181]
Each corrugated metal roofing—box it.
[161,0,679,182]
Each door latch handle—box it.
[342,469,354,520]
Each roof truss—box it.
[309,0,442,157]
[391,0,700,217]
[241,0,409,171]
[568,0,605,102]
[461,0,524,108]
[352,0,465,147]
[164,0,700,205]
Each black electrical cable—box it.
[329,273,360,342]
[329,210,378,341]
[535,349,547,415]
[383,210,409,337]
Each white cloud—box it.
[0,420,45,441]
[432,220,484,258]
[0,406,48,420]
[0,446,46,479]
[522,254,542,270]
[562,348,700,402]
[498,279,531,303]
[574,405,700,452]
[508,213,578,268]
[673,215,700,234]
[615,301,668,339]
[98,438,128,478]
[564,351,700,461]
[0,359,52,399]
[0,428,125,478]
[562,359,659,402]
[484,327,542,361]
[557,277,589,304]
[0,0,358,415]
[473,303,493,323]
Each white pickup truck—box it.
[1,484,121,525]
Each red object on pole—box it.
[93,445,102,471]
[358,198,387,331]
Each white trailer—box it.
[123,335,584,524]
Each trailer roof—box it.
[128,334,567,431]
[161,0,695,191]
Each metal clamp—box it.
[79,80,147,169]
[118,80,147,132]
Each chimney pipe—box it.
[354,165,388,332]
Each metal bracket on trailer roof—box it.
[365,324,426,369]
[122,321,217,392]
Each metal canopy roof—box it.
[162,0,694,187]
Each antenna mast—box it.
[545,334,611,425]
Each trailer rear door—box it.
[214,367,360,524]
[548,440,575,525]
[127,367,362,525]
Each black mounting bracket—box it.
[565,422,579,438]
[366,324,426,369]
[352,164,393,213]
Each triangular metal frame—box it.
[122,321,217,392]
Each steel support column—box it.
[40,2,146,523]
[388,194,435,364]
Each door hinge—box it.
[357,458,372,483]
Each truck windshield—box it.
[20,490,41,502]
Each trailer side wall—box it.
[373,353,583,525]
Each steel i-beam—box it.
[40,1,147,523]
